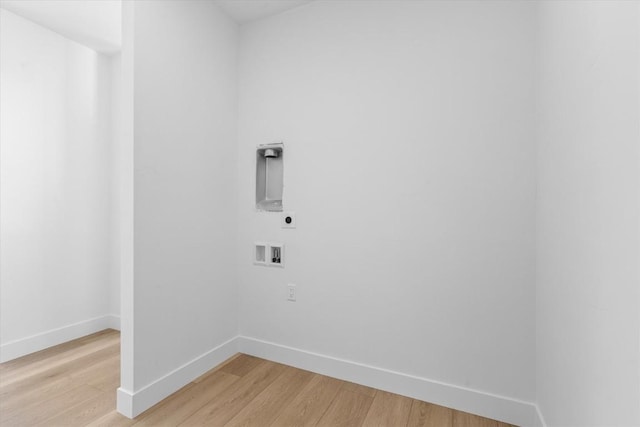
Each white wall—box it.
[536,1,640,426]
[7,1,632,423]
[237,0,536,407]
[0,9,116,362]
[0,0,121,54]
[118,0,239,416]
[110,52,123,320]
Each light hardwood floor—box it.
[0,330,516,427]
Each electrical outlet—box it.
[282,212,296,229]
[287,284,296,302]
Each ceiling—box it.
[215,0,313,24]
[0,0,312,54]
[0,0,121,54]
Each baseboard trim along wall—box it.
[115,334,546,426]
[237,336,540,427]
[116,336,239,418]
[0,314,121,363]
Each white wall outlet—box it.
[281,212,296,229]
[268,243,284,267]
[287,284,296,302]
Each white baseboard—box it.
[0,315,121,363]
[238,336,539,427]
[117,336,238,418]
[116,388,134,419]
[113,334,543,425]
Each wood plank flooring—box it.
[0,330,516,427]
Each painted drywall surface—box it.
[130,0,238,390]
[237,0,536,401]
[0,9,113,348]
[110,52,123,320]
[119,0,135,395]
[536,1,640,425]
[0,0,121,53]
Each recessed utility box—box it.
[269,243,284,267]
[254,242,284,268]
[254,242,267,266]
[256,143,284,212]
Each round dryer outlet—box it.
[282,212,296,229]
